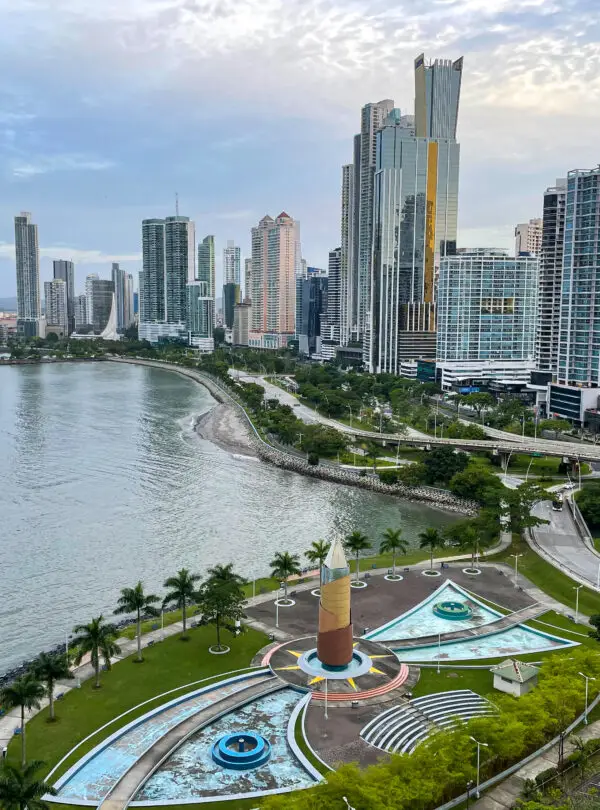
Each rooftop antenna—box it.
[175,192,179,216]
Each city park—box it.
[1,524,600,810]
[2,344,600,810]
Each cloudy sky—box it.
[0,0,599,297]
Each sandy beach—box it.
[195,402,258,457]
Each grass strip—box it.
[10,627,268,780]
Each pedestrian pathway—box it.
[472,718,600,810]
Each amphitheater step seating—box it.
[360,689,495,755]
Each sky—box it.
[0,0,599,298]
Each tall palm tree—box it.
[163,568,201,638]
[205,563,247,589]
[32,652,73,722]
[380,528,409,578]
[114,581,161,662]
[0,675,45,766]
[71,616,121,689]
[344,530,373,583]
[269,552,301,600]
[305,539,331,587]
[418,528,445,571]
[0,760,56,810]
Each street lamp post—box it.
[437,633,441,675]
[525,456,535,483]
[510,553,523,589]
[470,736,489,797]
[275,598,279,629]
[579,672,596,724]
[574,584,583,624]
[466,780,474,809]
[342,797,356,810]
[503,450,514,484]
[597,561,600,590]
[324,677,328,720]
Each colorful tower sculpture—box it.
[316,538,353,669]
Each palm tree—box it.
[0,760,56,810]
[114,581,161,662]
[270,552,301,600]
[344,530,373,583]
[305,540,331,587]
[32,652,73,722]
[0,675,45,766]
[163,568,201,638]
[71,615,121,689]
[205,563,247,589]
[418,528,445,571]
[380,528,409,578]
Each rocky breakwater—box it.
[109,359,477,515]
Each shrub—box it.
[307,452,319,466]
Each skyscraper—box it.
[165,216,195,324]
[321,248,341,360]
[52,260,75,334]
[141,219,166,322]
[368,54,462,373]
[223,241,241,285]
[244,257,252,302]
[85,273,99,325]
[339,163,355,347]
[74,294,87,329]
[515,218,542,257]
[186,281,214,351]
[557,167,600,388]
[198,236,216,299]
[356,100,395,344]
[249,213,300,349]
[223,282,241,329]
[14,212,41,337]
[112,263,126,331]
[536,180,566,373]
[87,278,115,333]
[436,249,538,389]
[299,274,328,357]
[44,279,68,335]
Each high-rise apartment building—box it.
[111,263,135,332]
[233,302,251,346]
[339,163,355,346]
[557,167,600,387]
[536,180,566,373]
[44,279,68,334]
[299,274,328,357]
[198,236,216,299]
[85,273,99,325]
[74,294,87,329]
[223,282,241,329]
[515,218,542,257]
[52,260,75,334]
[436,249,538,389]
[368,54,462,374]
[223,241,241,285]
[244,257,252,303]
[139,216,197,344]
[14,212,41,337]
[321,248,341,360]
[249,212,300,349]
[141,219,166,322]
[356,100,395,345]
[87,278,115,333]
[186,282,214,351]
[165,216,195,324]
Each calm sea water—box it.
[0,362,457,673]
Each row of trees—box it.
[0,564,248,767]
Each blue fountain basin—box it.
[211,732,271,770]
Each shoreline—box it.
[110,358,477,517]
[194,402,259,458]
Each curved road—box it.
[531,498,600,591]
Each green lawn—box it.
[412,667,494,697]
[11,626,268,780]
[490,535,600,617]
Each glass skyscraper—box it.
[15,212,41,337]
[557,167,600,387]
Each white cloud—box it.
[0,243,140,264]
[11,154,115,178]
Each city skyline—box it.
[1,2,599,297]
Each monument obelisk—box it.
[316,538,353,669]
